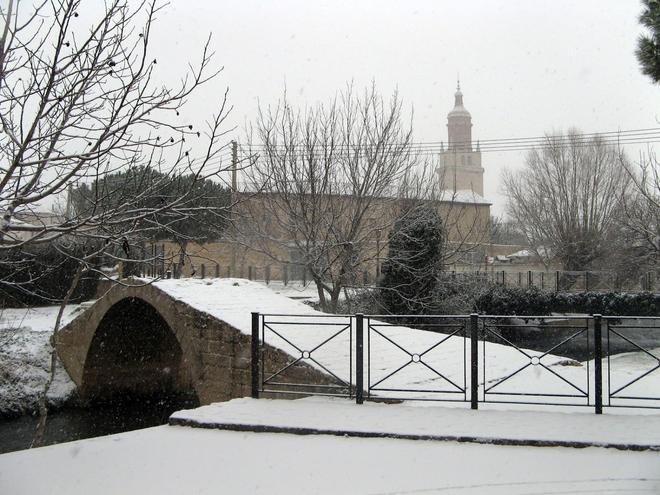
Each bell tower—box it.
[438,81,484,196]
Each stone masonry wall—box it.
[57,283,337,405]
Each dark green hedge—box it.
[474,286,660,316]
[0,244,99,307]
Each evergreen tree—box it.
[380,205,445,314]
[71,166,231,261]
[637,0,660,83]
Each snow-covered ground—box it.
[257,280,324,301]
[1,279,660,494]
[156,278,660,408]
[0,305,84,416]
[0,417,658,495]
[172,396,660,448]
[2,278,659,415]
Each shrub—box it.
[0,243,100,307]
[474,286,660,316]
[379,205,445,314]
[430,272,495,315]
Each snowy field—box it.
[0,419,658,495]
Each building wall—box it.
[140,193,491,282]
[438,151,485,195]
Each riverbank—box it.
[0,305,83,417]
[0,393,198,454]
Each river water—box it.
[0,394,198,455]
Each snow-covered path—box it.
[0,417,658,495]
[172,397,660,449]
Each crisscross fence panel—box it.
[255,313,354,398]
[605,316,660,409]
[480,315,592,407]
[365,315,470,403]
[250,312,660,413]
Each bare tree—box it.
[502,130,630,271]
[619,151,660,265]
[0,0,234,269]
[236,85,414,312]
[0,0,234,445]
[237,84,490,312]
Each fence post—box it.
[160,244,165,277]
[585,271,589,292]
[283,264,288,286]
[251,312,260,399]
[594,314,603,414]
[528,270,533,287]
[201,263,205,279]
[355,313,364,404]
[556,271,560,291]
[215,263,220,278]
[470,313,479,410]
[248,266,253,281]
[502,270,506,288]
[265,265,271,284]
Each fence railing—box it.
[251,313,660,414]
[131,259,659,293]
[255,313,354,398]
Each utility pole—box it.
[230,140,238,277]
[231,140,238,193]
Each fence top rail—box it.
[257,313,660,319]
[603,315,660,320]
[365,314,472,319]
[479,314,594,320]
[259,313,353,318]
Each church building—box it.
[438,82,485,197]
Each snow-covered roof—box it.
[507,249,533,258]
[235,186,491,205]
[508,246,552,259]
[437,189,491,205]
[7,218,34,227]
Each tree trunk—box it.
[31,262,84,448]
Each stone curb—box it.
[168,417,660,452]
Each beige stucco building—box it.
[147,85,494,279]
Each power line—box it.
[235,127,660,155]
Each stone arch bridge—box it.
[55,282,326,404]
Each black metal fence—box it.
[443,270,658,292]
[251,313,660,414]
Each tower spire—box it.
[447,78,471,150]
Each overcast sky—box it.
[120,1,660,215]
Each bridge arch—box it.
[82,297,192,401]
[56,280,336,405]
[56,283,204,402]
